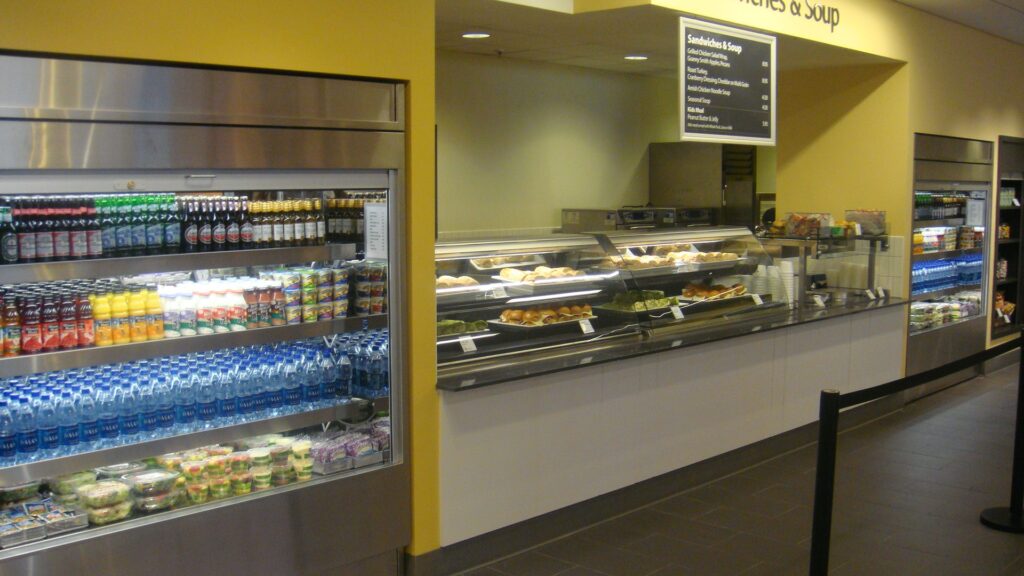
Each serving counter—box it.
[434,228,907,548]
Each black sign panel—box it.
[680,19,776,145]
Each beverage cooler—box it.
[0,55,408,575]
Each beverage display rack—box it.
[992,136,1024,341]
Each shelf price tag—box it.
[875,287,886,299]
[865,289,876,300]
[751,294,763,306]
[1014,198,1021,207]
[813,295,827,308]
[488,286,508,299]
[579,318,595,334]
[671,339,683,348]
[670,305,684,320]
[461,378,477,388]
[580,356,593,365]
[458,336,477,353]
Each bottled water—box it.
[0,401,16,465]
[173,374,197,431]
[56,391,80,453]
[13,398,38,460]
[154,376,175,431]
[215,368,238,423]
[96,384,120,446]
[337,351,352,398]
[78,384,100,447]
[36,393,60,455]
[196,370,217,428]
[282,358,302,409]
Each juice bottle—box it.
[129,288,148,342]
[2,297,21,356]
[211,285,230,334]
[110,291,130,344]
[76,291,97,347]
[58,294,79,349]
[40,295,60,352]
[195,286,214,335]
[21,296,42,354]
[145,288,165,340]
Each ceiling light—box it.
[624,55,649,61]
[462,32,491,39]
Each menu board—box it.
[364,201,389,260]
[679,18,776,146]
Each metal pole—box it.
[980,330,1024,532]
[809,389,841,576]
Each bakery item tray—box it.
[487,316,598,333]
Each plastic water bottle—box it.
[78,385,100,448]
[154,376,175,432]
[137,380,159,439]
[319,353,338,400]
[216,368,237,423]
[235,365,254,417]
[0,401,16,465]
[36,393,60,455]
[56,391,80,454]
[117,381,140,441]
[196,370,217,428]
[14,398,39,460]
[368,346,385,394]
[337,351,352,397]
[282,358,302,409]
[96,384,120,446]
[172,374,197,432]
[265,363,284,415]
[301,356,321,404]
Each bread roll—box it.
[456,276,479,286]
[500,268,526,282]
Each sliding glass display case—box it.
[436,227,793,390]
[0,55,407,576]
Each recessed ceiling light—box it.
[624,55,649,61]
[462,32,491,39]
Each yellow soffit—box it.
[492,0,651,13]
[649,0,907,60]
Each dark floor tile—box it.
[459,568,507,576]
[715,533,807,566]
[548,568,608,576]
[737,560,806,576]
[537,535,670,576]
[490,551,572,576]
[623,534,713,565]
[652,495,718,519]
[684,484,743,506]
[643,510,736,547]
[754,483,812,506]
[576,517,656,548]
[722,493,798,518]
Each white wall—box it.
[437,50,677,235]
[439,305,906,545]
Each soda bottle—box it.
[98,197,117,256]
[164,195,181,254]
[212,199,227,251]
[76,291,95,347]
[0,206,18,264]
[14,200,37,263]
[69,202,90,260]
[240,198,255,250]
[2,297,21,357]
[183,200,200,253]
[50,198,71,261]
[85,197,104,259]
[58,294,79,349]
[198,200,214,252]
[130,195,147,256]
[145,195,164,255]
[35,200,55,262]
[114,196,133,255]
[226,199,241,250]
[110,292,130,345]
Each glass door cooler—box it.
[0,55,407,575]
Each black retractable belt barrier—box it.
[807,329,1024,576]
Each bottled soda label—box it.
[116,225,132,250]
[199,223,213,245]
[240,222,255,244]
[0,434,15,458]
[59,320,79,348]
[80,420,99,443]
[157,408,175,428]
[131,223,147,248]
[197,401,217,421]
[227,222,240,244]
[17,232,36,260]
[77,318,95,347]
[16,430,38,453]
[140,410,158,432]
[165,223,181,248]
[175,404,196,423]
[184,223,199,247]
[87,229,104,257]
[99,416,119,438]
[21,324,42,353]
[39,427,59,450]
[36,231,54,259]
[71,230,91,258]
[212,223,226,245]
[52,230,70,258]
[146,224,164,248]
[59,425,80,446]
[1,233,17,263]
[101,226,116,252]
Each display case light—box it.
[462,31,491,39]
[624,55,649,61]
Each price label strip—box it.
[580,356,594,365]
[458,335,477,353]
[875,287,886,299]
[579,318,595,334]
[670,305,684,320]
[489,286,508,299]
[865,289,876,300]
[751,294,763,306]
[813,295,827,308]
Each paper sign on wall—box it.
[364,202,389,260]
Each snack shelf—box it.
[0,243,357,285]
[909,314,983,337]
[997,277,1018,287]
[0,398,384,487]
[912,247,983,261]
[910,283,981,302]
[0,315,388,379]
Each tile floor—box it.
[459,364,1024,575]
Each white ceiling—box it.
[896,0,1024,45]
[437,0,895,77]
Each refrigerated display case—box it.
[907,134,992,378]
[0,55,406,575]
[436,227,792,390]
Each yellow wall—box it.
[0,0,440,555]
[437,50,676,234]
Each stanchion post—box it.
[809,389,841,576]
[980,332,1024,532]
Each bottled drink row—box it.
[911,255,983,296]
[0,191,388,264]
[913,191,970,220]
[0,330,390,465]
[0,264,363,356]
